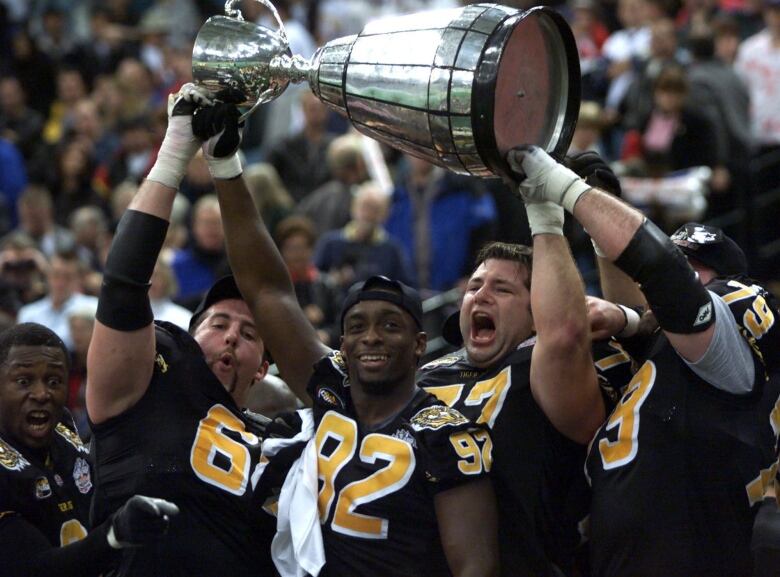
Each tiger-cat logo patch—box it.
[410,406,469,431]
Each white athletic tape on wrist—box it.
[526,202,564,236]
[208,154,242,180]
[616,304,641,338]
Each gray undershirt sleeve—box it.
[682,291,755,394]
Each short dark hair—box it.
[0,323,69,370]
[473,242,533,288]
[274,215,317,249]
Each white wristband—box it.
[207,154,242,180]
[560,179,592,213]
[616,304,641,338]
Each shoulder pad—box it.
[0,437,30,471]
[409,405,470,431]
[55,423,89,454]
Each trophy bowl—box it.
[193,2,580,180]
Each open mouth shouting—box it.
[470,311,496,345]
[25,410,54,439]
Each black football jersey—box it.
[586,276,780,577]
[89,322,280,577]
[308,351,493,577]
[417,337,633,577]
[0,413,93,546]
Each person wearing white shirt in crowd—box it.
[17,250,97,350]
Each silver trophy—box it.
[192,0,580,179]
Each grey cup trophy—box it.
[192,0,580,180]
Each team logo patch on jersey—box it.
[391,428,417,448]
[420,356,460,370]
[0,437,30,471]
[328,350,348,375]
[72,458,92,494]
[55,423,88,454]
[318,387,344,408]
[410,406,469,431]
[35,476,52,500]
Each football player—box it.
[0,323,178,576]
[417,216,609,575]
[85,85,284,577]
[509,145,780,577]
[191,100,499,577]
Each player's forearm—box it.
[214,176,295,299]
[2,518,118,577]
[573,188,643,261]
[531,234,590,352]
[597,256,646,308]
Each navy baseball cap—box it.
[340,276,423,331]
[671,223,748,277]
[189,275,244,332]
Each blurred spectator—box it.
[67,303,97,438]
[50,140,108,221]
[16,249,98,350]
[295,133,369,235]
[385,155,497,292]
[622,18,689,131]
[5,28,58,117]
[735,0,780,193]
[170,194,227,308]
[68,7,138,84]
[0,233,48,305]
[688,28,752,215]
[712,13,743,64]
[267,91,335,202]
[274,215,342,346]
[29,3,78,64]
[602,0,654,119]
[569,0,612,100]
[109,179,138,228]
[621,66,721,176]
[69,205,110,271]
[114,57,159,123]
[570,100,609,156]
[42,67,88,145]
[0,75,45,162]
[314,181,414,289]
[0,137,24,232]
[70,98,121,167]
[103,115,157,186]
[8,185,76,258]
[243,162,294,239]
[149,259,193,328]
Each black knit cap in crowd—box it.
[671,223,748,277]
[340,276,423,331]
[188,275,244,332]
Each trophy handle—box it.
[224,0,289,46]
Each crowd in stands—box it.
[0,0,778,435]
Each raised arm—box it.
[508,147,716,364]
[192,104,328,403]
[518,197,604,443]
[86,86,208,424]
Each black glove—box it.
[107,495,180,549]
[565,151,622,197]
[191,102,243,159]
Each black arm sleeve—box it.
[613,219,714,334]
[0,514,119,577]
[96,209,169,331]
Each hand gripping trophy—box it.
[192,0,580,180]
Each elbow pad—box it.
[614,219,714,334]
[96,210,168,331]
